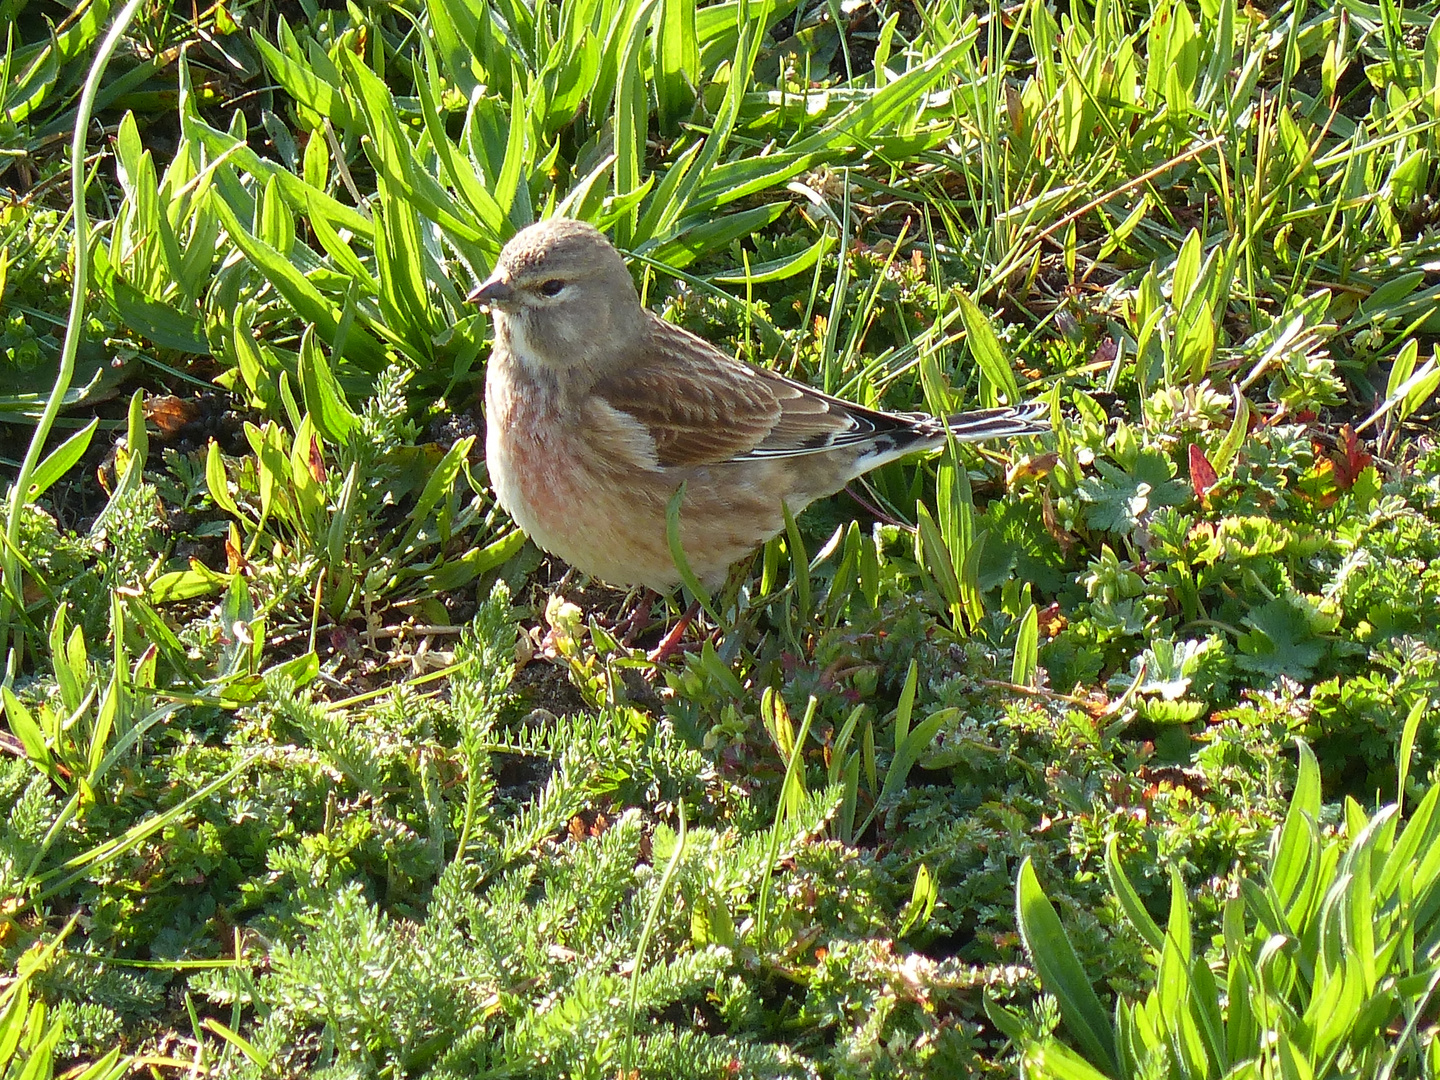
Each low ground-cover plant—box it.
[1,0,1439,1075]
[1012,738,1440,1079]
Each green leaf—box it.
[204,440,240,518]
[33,751,261,906]
[898,863,937,937]
[755,695,820,941]
[1237,597,1328,680]
[1175,296,1216,383]
[654,0,699,133]
[304,194,380,290]
[297,326,358,445]
[1,688,58,784]
[48,610,81,714]
[211,194,386,371]
[90,392,149,537]
[149,567,229,603]
[1273,740,1322,913]
[25,420,98,501]
[399,436,476,555]
[1011,603,1039,686]
[1396,696,1426,814]
[782,500,810,624]
[1105,837,1165,953]
[6,0,110,123]
[420,529,529,594]
[612,0,660,247]
[105,276,211,354]
[983,994,1030,1046]
[1022,1038,1116,1078]
[649,204,788,268]
[696,37,969,209]
[1078,451,1188,534]
[955,290,1021,406]
[264,650,320,687]
[1016,858,1119,1074]
[710,231,832,283]
[883,709,949,808]
[828,704,865,786]
[252,25,355,129]
[666,484,721,624]
[894,659,918,751]
[915,503,961,613]
[1210,387,1250,477]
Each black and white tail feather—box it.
[845,399,1050,476]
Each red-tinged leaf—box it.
[1332,425,1372,489]
[1188,442,1219,499]
[307,434,326,484]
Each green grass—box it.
[1,0,1440,1075]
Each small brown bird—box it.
[471,218,1048,595]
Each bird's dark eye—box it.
[540,279,565,297]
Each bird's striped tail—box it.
[942,400,1051,442]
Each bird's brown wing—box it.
[592,315,922,469]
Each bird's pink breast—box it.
[488,381,579,537]
[488,368,672,587]
[484,349,819,591]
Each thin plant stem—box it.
[623,799,688,1077]
[755,694,818,943]
[1,0,147,672]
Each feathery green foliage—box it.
[1,0,1439,1075]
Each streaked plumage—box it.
[473,217,1049,593]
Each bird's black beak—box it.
[468,276,516,308]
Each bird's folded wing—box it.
[591,319,915,469]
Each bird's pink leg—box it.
[647,599,702,664]
[618,591,655,646]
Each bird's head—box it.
[469,218,644,372]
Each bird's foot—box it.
[617,591,656,647]
[646,599,702,665]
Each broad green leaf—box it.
[710,232,832,283]
[955,290,1021,406]
[304,195,380,290]
[1016,858,1119,1074]
[298,329,357,446]
[649,204,787,268]
[415,528,529,593]
[915,503,961,614]
[211,195,386,371]
[1236,597,1328,680]
[25,420,98,502]
[107,276,210,353]
[253,25,355,129]
[149,567,228,604]
[1,687,58,783]
[655,0,699,133]
[1106,837,1166,953]
[1273,740,1322,912]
